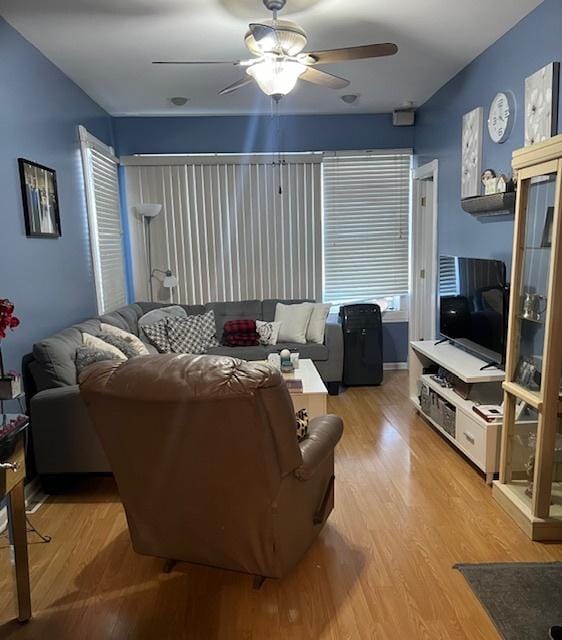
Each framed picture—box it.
[461,107,483,199]
[541,206,554,248]
[524,62,560,147]
[18,158,61,238]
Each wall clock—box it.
[525,62,560,147]
[461,106,484,199]
[488,92,514,143]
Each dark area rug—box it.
[455,562,562,640]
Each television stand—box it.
[409,340,506,484]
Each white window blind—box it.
[323,152,411,305]
[439,256,460,296]
[79,126,128,313]
[123,155,322,304]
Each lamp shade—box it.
[136,203,162,218]
[247,57,306,96]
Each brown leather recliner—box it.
[79,354,343,580]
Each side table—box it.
[1,414,31,622]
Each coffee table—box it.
[281,359,328,419]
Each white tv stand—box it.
[409,340,505,484]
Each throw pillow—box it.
[138,306,187,343]
[306,303,331,344]
[166,315,207,354]
[222,318,257,335]
[222,333,260,347]
[198,310,220,349]
[274,302,313,344]
[75,346,121,375]
[99,323,150,356]
[96,333,138,359]
[295,408,309,442]
[256,320,281,345]
[82,333,127,360]
[142,318,171,353]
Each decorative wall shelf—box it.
[461,192,516,217]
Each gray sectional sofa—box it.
[26,299,343,482]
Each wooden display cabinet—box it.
[493,134,562,540]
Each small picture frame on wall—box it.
[18,158,61,238]
[541,206,554,248]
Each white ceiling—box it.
[1,0,542,116]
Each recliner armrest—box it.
[294,414,343,481]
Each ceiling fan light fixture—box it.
[246,57,306,97]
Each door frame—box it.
[410,160,439,342]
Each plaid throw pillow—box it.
[167,315,207,354]
[142,318,171,353]
[223,318,256,335]
[223,333,260,347]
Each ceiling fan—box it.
[153,0,398,100]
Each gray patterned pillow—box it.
[142,318,171,353]
[199,310,219,349]
[96,333,138,359]
[167,315,207,354]
[75,346,120,375]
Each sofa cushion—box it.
[205,300,262,337]
[261,299,313,322]
[275,302,314,344]
[99,304,144,335]
[136,302,205,318]
[206,345,270,361]
[32,319,101,389]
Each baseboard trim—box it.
[0,478,47,534]
[384,362,408,371]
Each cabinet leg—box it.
[8,480,31,622]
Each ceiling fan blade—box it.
[152,60,241,65]
[306,43,398,64]
[300,67,350,89]
[219,77,254,96]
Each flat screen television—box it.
[438,255,508,365]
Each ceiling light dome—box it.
[246,56,306,97]
[244,19,307,56]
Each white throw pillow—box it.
[256,320,281,345]
[138,306,187,343]
[274,303,313,344]
[100,323,150,356]
[306,303,331,344]
[82,333,127,360]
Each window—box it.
[79,126,128,313]
[123,154,322,304]
[322,151,411,312]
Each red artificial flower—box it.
[0,298,19,340]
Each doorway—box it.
[410,160,438,342]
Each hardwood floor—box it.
[2,371,562,639]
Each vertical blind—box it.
[79,126,128,313]
[323,152,411,305]
[124,156,322,304]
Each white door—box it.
[410,161,438,341]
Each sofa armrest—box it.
[30,385,110,474]
[322,319,343,382]
[294,414,343,481]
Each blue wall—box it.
[113,113,414,156]
[415,0,562,270]
[0,17,112,381]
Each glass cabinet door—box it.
[510,173,556,397]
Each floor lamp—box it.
[136,204,178,301]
